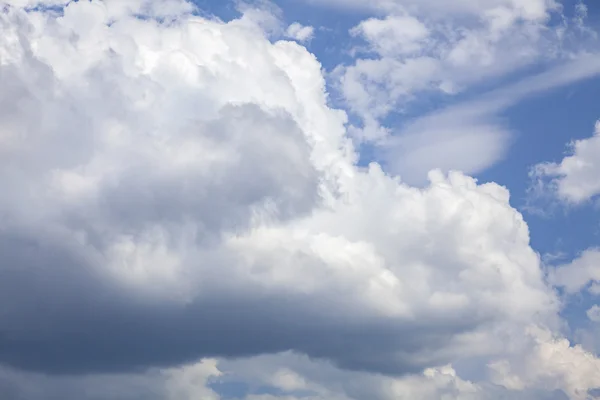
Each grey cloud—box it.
[0,226,484,375]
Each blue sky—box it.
[2,0,600,399]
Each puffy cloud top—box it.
[533,121,600,204]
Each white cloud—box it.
[533,121,600,204]
[590,283,600,296]
[375,108,511,185]
[0,1,599,400]
[488,325,600,400]
[286,22,314,42]
[350,15,429,57]
[165,360,222,400]
[588,305,600,323]
[549,249,600,294]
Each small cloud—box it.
[589,283,600,296]
[530,121,600,205]
[587,305,600,322]
[285,22,314,42]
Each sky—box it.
[1,0,600,399]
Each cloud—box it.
[590,283,600,296]
[3,347,598,400]
[548,248,600,294]
[216,352,487,400]
[532,121,600,204]
[0,1,599,400]
[0,359,222,400]
[488,325,600,400]
[374,106,512,185]
[285,22,314,42]
[588,305,600,323]
[349,15,429,57]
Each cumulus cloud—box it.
[549,249,600,294]
[588,306,600,323]
[488,325,600,400]
[285,22,314,42]
[0,0,599,399]
[533,121,600,204]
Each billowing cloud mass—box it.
[0,0,600,399]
